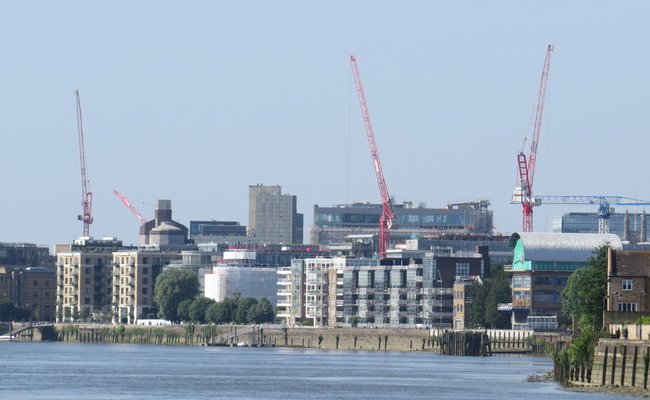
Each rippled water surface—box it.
[0,342,626,399]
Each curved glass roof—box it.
[507,232,622,262]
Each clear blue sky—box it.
[1,1,649,248]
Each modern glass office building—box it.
[310,200,493,246]
[553,211,649,242]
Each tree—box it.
[206,298,238,324]
[0,298,14,320]
[470,263,512,329]
[189,297,215,324]
[153,268,200,322]
[177,299,193,322]
[561,245,608,330]
[235,297,258,324]
[247,297,275,324]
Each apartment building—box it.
[56,239,118,322]
[278,248,489,328]
[111,250,179,324]
[0,266,56,321]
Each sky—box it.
[1,1,649,249]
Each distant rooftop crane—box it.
[113,190,147,225]
[350,55,396,258]
[513,44,553,232]
[75,90,93,237]
[531,195,650,234]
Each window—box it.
[33,291,38,297]
[622,280,633,291]
[617,302,637,312]
[33,280,38,287]
[84,297,91,305]
[455,262,470,278]
[142,287,148,295]
[142,257,148,265]
[143,267,148,275]
[142,277,148,285]
[85,268,90,275]
[143,298,148,305]
[85,288,90,294]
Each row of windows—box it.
[24,291,52,298]
[315,213,469,225]
[618,302,637,312]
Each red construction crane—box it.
[75,90,93,237]
[113,190,147,225]
[513,44,553,232]
[350,55,396,258]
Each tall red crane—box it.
[350,55,396,258]
[513,44,553,232]
[75,90,93,237]
[113,190,148,225]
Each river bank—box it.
[563,382,649,398]
[8,323,542,355]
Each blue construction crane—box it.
[511,195,650,234]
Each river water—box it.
[0,342,627,399]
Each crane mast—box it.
[75,90,93,237]
[350,55,396,258]
[515,44,553,232]
[114,190,147,225]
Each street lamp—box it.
[437,269,443,328]
[603,295,609,332]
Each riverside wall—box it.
[562,338,650,392]
[9,323,541,354]
[263,327,436,352]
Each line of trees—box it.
[178,295,275,325]
[152,268,275,325]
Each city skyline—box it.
[1,1,649,248]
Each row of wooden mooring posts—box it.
[440,331,492,356]
[557,343,650,389]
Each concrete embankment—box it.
[47,324,439,351]
[264,327,436,351]
[8,323,542,355]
